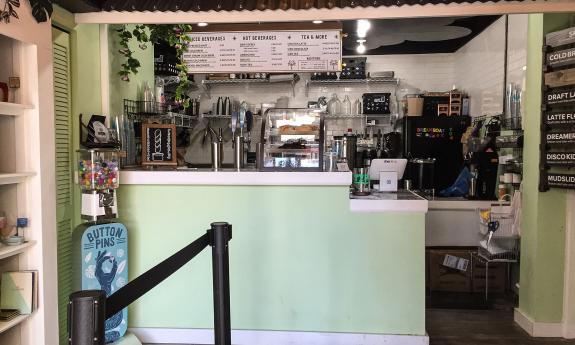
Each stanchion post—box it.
[209,222,232,345]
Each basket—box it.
[478,205,518,238]
[478,237,519,262]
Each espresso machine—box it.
[468,151,499,200]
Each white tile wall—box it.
[454,14,528,117]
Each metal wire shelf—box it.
[123,99,196,129]
[201,75,298,98]
[305,78,399,97]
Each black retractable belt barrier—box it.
[68,222,232,345]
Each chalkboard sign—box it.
[545,152,575,166]
[547,47,575,68]
[545,87,575,106]
[547,173,575,189]
[545,111,575,126]
[141,123,177,166]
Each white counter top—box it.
[349,191,429,213]
[120,170,352,186]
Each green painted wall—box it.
[518,13,575,324]
[70,24,102,226]
[117,185,426,335]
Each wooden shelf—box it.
[0,315,30,334]
[0,173,35,186]
[0,102,34,117]
[0,241,36,260]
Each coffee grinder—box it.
[468,151,499,200]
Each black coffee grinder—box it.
[468,151,499,200]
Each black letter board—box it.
[141,123,177,166]
[540,25,575,191]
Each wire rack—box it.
[123,99,196,129]
[477,207,520,263]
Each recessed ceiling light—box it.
[313,20,323,24]
[198,22,208,27]
[356,43,366,54]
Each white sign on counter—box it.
[184,30,342,73]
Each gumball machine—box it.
[72,115,128,343]
[76,149,120,219]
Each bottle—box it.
[327,93,341,116]
[343,95,352,115]
[142,81,154,113]
[224,97,231,115]
[354,98,362,115]
[216,97,224,115]
[155,77,165,105]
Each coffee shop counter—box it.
[120,170,429,213]
[116,169,428,342]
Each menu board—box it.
[183,30,342,73]
[540,25,575,191]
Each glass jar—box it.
[77,149,120,191]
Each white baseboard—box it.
[514,308,564,337]
[129,328,429,345]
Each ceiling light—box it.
[356,43,366,54]
[357,19,371,38]
[198,22,208,27]
[313,20,323,24]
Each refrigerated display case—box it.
[261,108,324,171]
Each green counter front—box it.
[117,180,426,341]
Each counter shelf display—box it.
[261,108,325,171]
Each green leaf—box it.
[28,0,52,23]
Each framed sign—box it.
[141,123,177,166]
[184,30,342,73]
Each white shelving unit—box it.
[0,241,35,260]
[0,12,58,344]
[0,102,33,117]
[0,315,30,334]
[0,172,35,185]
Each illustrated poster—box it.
[81,222,128,343]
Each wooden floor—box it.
[427,309,575,345]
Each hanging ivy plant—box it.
[116,24,193,108]
[1,0,20,23]
[0,0,52,24]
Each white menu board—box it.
[183,30,342,73]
